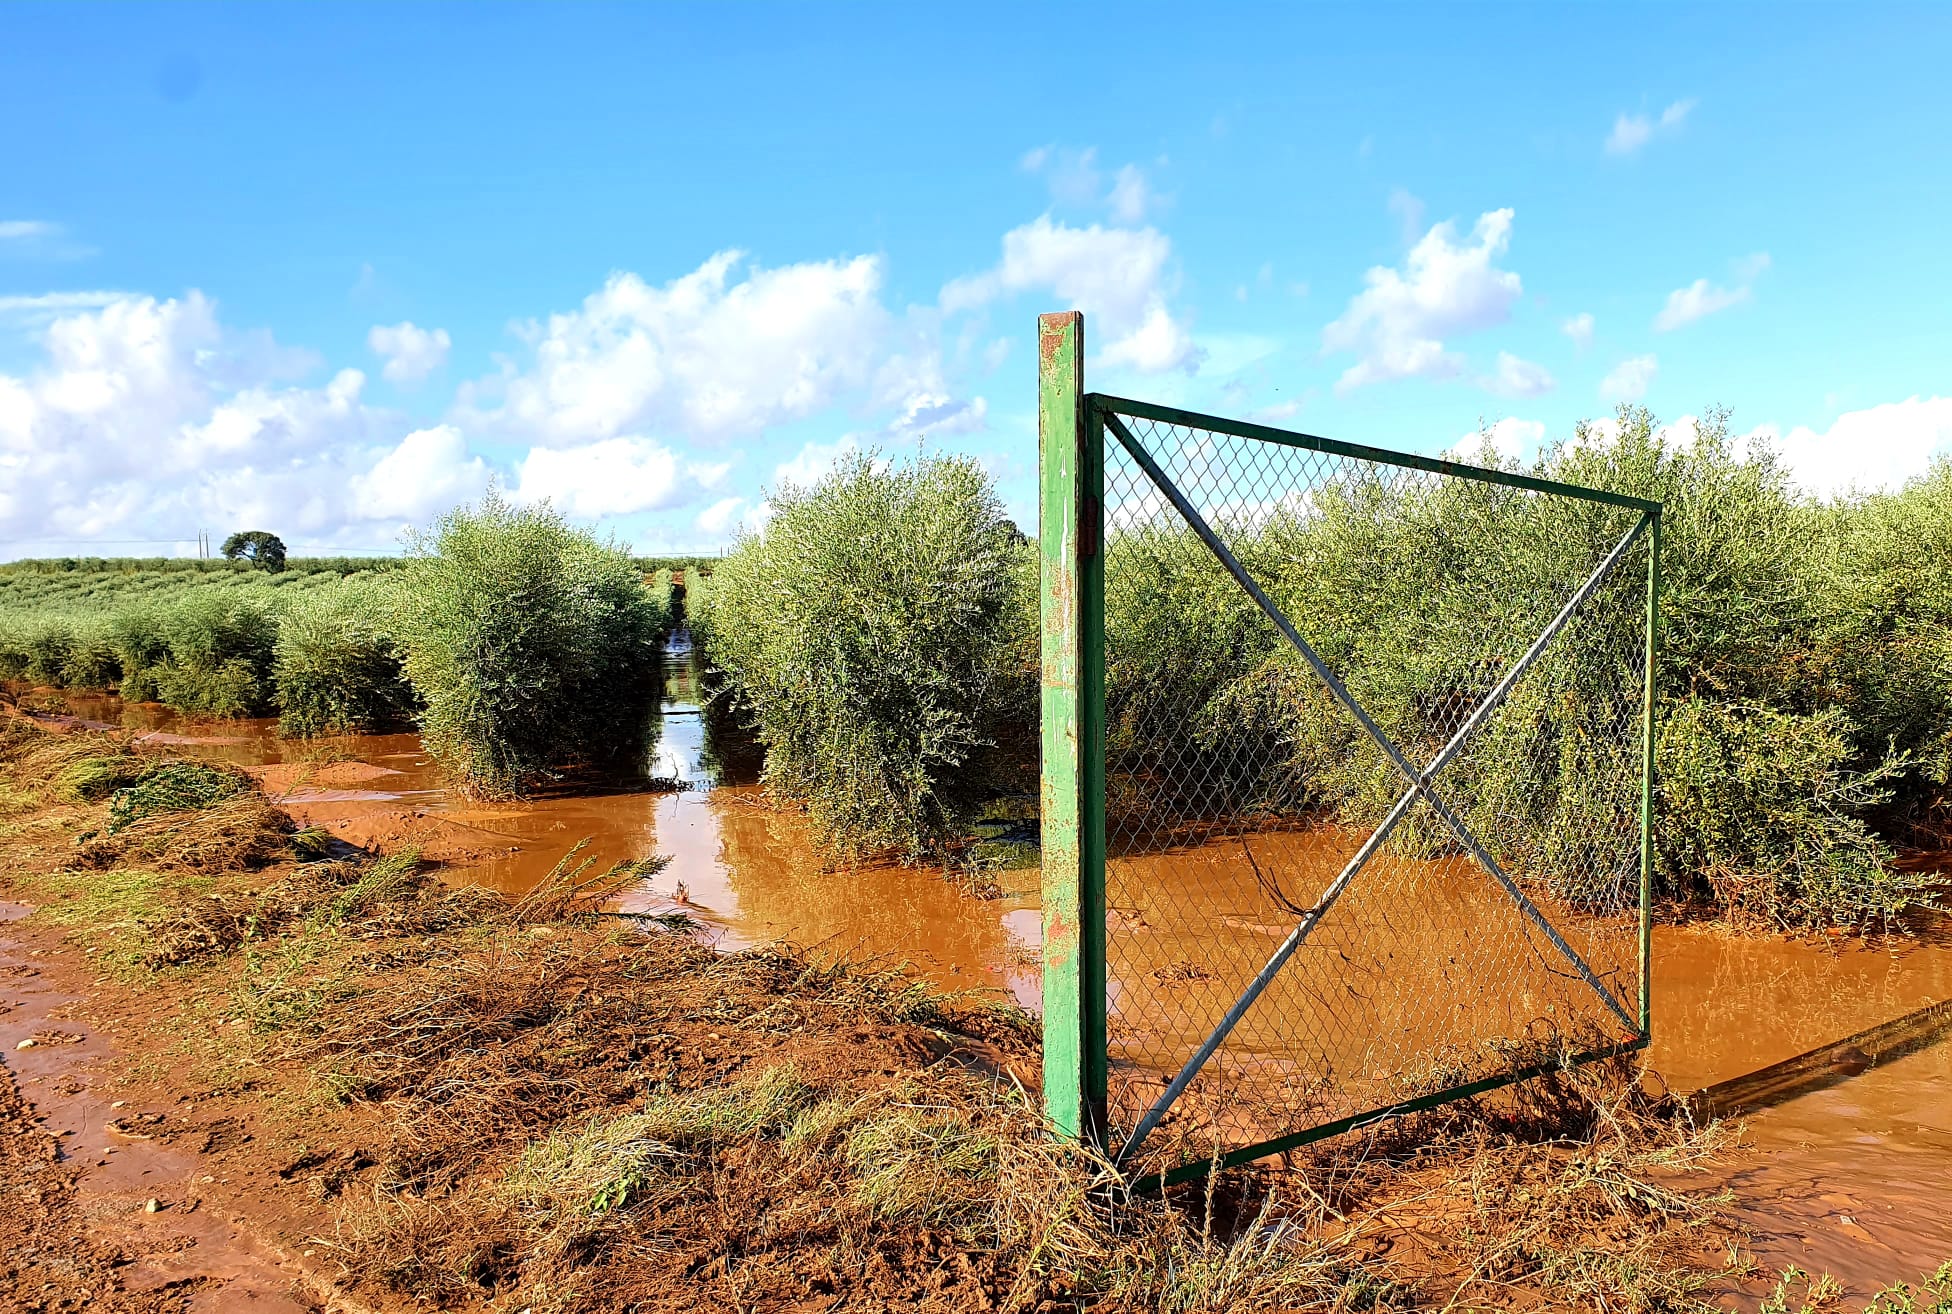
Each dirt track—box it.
[0,904,372,1313]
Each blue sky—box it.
[3,2,1949,558]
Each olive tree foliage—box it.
[274,577,418,737]
[388,491,671,798]
[693,452,1035,861]
[222,530,287,573]
[1101,406,1947,931]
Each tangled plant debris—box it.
[0,712,1783,1312]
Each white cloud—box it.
[464,251,896,444]
[1562,312,1595,350]
[1451,417,1546,463]
[942,215,1199,374]
[350,425,489,521]
[1599,354,1658,402]
[1021,146,1103,207]
[1387,188,1426,247]
[775,437,861,488]
[887,392,989,440]
[1754,396,1952,495]
[1107,165,1153,224]
[0,291,130,317]
[1021,147,1157,223]
[367,320,452,384]
[1605,98,1696,156]
[1487,351,1555,398]
[695,496,747,538]
[1605,116,1652,157]
[513,436,694,518]
[0,221,60,241]
[1654,281,1747,330]
[1654,253,1769,331]
[0,291,503,551]
[1321,208,1522,392]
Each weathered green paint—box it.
[1638,507,1662,1038]
[1039,311,1104,1140]
[1089,393,1663,514]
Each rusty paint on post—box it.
[1038,311,1103,1141]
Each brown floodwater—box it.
[29,657,1952,1294]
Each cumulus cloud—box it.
[513,437,694,518]
[1752,396,1952,495]
[1599,354,1658,402]
[0,291,502,552]
[695,496,747,538]
[775,436,861,488]
[1321,208,1522,392]
[367,321,452,384]
[462,251,902,444]
[1486,351,1555,398]
[942,215,1199,373]
[350,425,489,521]
[1451,417,1546,463]
[886,392,989,441]
[1605,98,1696,156]
[1654,253,1769,331]
[1562,312,1595,350]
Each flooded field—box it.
[29,649,1952,1293]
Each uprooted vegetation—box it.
[0,713,1770,1312]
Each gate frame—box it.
[1037,311,1662,1182]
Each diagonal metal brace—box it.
[1104,412,1646,1161]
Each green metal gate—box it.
[1037,311,1659,1183]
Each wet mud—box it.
[0,903,341,1311]
[24,653,1952,1295]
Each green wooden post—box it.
[1038,311,1106,1142]
[1638,507,1661,1039]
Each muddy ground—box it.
[2,715,1949,1312]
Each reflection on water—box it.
[26,661,1952,1290]
[48,649,1052,1007]
[1650,921,1952,1290]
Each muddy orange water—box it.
[35,654,1952,1293]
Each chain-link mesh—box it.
[1095,404,1650,1172]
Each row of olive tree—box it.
[1099,405,1951,930]
[693,413,1949,930]
[0,494,674,800]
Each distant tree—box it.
[221,530,287,573]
